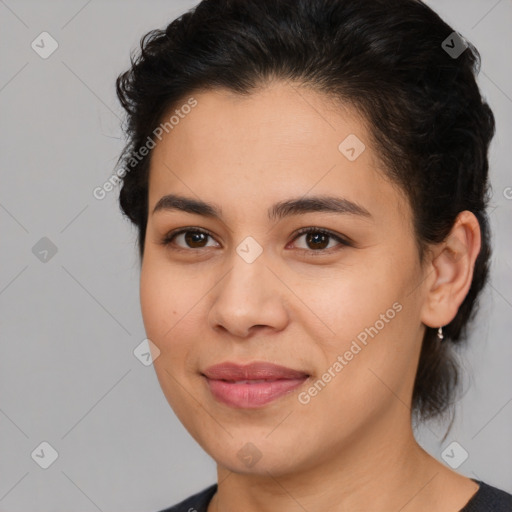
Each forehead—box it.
[154,82,372,161]
[147,81,410,225]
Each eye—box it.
[160,228,219,251]
[289,227,351,254]
[160,226,351,254]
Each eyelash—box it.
[160,226,352,255]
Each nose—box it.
[208,251,289,339]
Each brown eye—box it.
[304,231,330,250]
[161,228,219,250]
[160,226,350,254]
[182,231,209,248]
[291,227,350,253]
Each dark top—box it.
[157,479,512,512]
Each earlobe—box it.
[420,211,481,329]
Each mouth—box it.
[201,361,310,408]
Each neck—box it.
[208,406,446,512]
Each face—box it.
[140,81,428,477]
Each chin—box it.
[200,435,310,477]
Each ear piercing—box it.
[437,326,444,340]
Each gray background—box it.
[0,0,511,511]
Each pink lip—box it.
[202,361,310,408]
[202,361,309,380]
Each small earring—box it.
[437,326,444,340]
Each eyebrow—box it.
[152,193,372,221]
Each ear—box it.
[420,210,482,329]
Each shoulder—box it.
[155,483,217,512]
[460,480,512,512]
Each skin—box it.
[140,80,482,512]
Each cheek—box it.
[140,264,167,342]
[295,258,420,394]
[139,258,205,422]
[139,254,211,391]
[139,259,188,366]
[139,254,195,341]
[289,261,403,346]
[294,311,417,447]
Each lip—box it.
[202,361,309,380]
[202,361,310,408]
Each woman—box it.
[114,0,512,510]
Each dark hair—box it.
[114,0,495,423]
